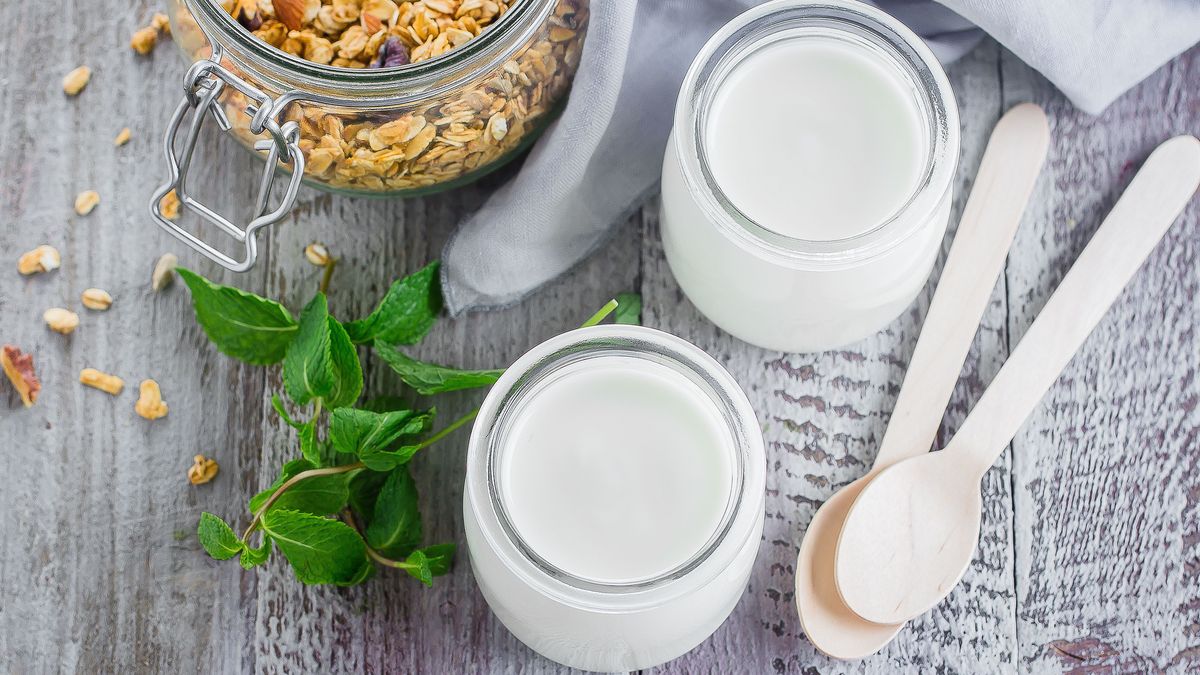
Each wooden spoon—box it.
[834,135,1200,626]
[794,103,1050,659]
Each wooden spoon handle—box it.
[950,135,1200,476]
[873,104,1049,469]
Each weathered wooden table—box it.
[1,3,1197,670]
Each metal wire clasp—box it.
[149,57,305,272]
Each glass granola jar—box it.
[152,0,587,271]
[660,0,959,353]
[463,325,766,671]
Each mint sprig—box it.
[182,262,640,588]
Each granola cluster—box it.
[206,0,587,192]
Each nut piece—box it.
[152,253,178,291]
[304,242,331,266]
[80,368,125,395]
[188,455,220,485]
[273,0,320,31]
[2,345,40,407]
[152,13,171,34]
[114,127,132,146]
[44,308,80,335]
[74,190,100,216]
[18,245,61,275]
[131,26,159,54]
[81,288,114,310]
[159,189,180,220]
[62,66,91,96]
[134,379,169,420]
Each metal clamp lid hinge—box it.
[149,57,305,272]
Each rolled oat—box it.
[18,245,61,275]
[44,308,80,335]
[81,288,114,310]
[62,66,91,96]
[80,368,125,395]
[75,190,100,216]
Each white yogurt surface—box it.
[704,36,925,241]
[499,355,734,584]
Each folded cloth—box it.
[441,0,1200,315]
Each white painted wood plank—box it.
[1001,46,1200,674]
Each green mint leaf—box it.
[613,293,642,325]
[374,341,503,395]
[343,262,442,345]
[239,536,272,569]
[329,407,434,471]
[347,469,389,526]
[177,268,298,365]
[261,509,372,586]
[197,512,242,560]
[325,317,363,409]
[271,393,303,429]
[402,549,434,586]
[365,465,422,558]
[419,543,456,577]
[283,294,335,406]
[248,458,352,516]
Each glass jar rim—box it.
[672,0,959,269]
[464,325,766,610]
[185,0,559,101]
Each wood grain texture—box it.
[1001,48,1200,675]
[0,0,1196,671]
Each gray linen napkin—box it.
[441,0,1200,315]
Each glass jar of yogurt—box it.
[463,325,766,671]
[660,0,959,352]
[153,0,586,271]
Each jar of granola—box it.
[153,0,587,271]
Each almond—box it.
[274,0,320,31]
[361,11,382,35]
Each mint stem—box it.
[318,258,337,295]
[580,299,618,328]
[417,409,478,450]
[242,462,364,540]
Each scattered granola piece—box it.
[113,127,132,146]
[152,253,178,291]
[80,368,125,395]
[2,345,40,407]
[17,245,61,275]
[62,66,91,96]
[159,189,181,220]
[74,190,100,216]
[134,379,169,420]
[152,12,171,34]
[81,288,114,310]
[131,25,159,54]
[304,242,331,266]
[44,308,80,335]
[188,454,219,485]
